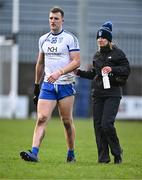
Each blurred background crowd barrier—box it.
[0,0,142,119]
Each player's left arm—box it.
[62,51,81,74]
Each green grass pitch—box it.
[0,118,142,179]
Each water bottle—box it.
[102,71,111,89]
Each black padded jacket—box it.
[77,45,130,97]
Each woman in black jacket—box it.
[76,21,130,164]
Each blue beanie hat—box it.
[97,21,113,42]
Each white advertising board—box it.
[117,96,142,119]
[0,95,29,119]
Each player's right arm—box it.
[33,52,44,106]
[35,52,44,85]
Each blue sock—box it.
[68,150,75,157]
[31,147,39,156]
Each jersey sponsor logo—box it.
[46,52,62,56]
[48,46,57,52]
[46,46,62,56]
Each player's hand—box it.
[47,70,62,83]
[33,84,40,106]
[33,95,38,106]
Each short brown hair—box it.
[50,7,64,18]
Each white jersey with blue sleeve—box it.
[38,29,80,84]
